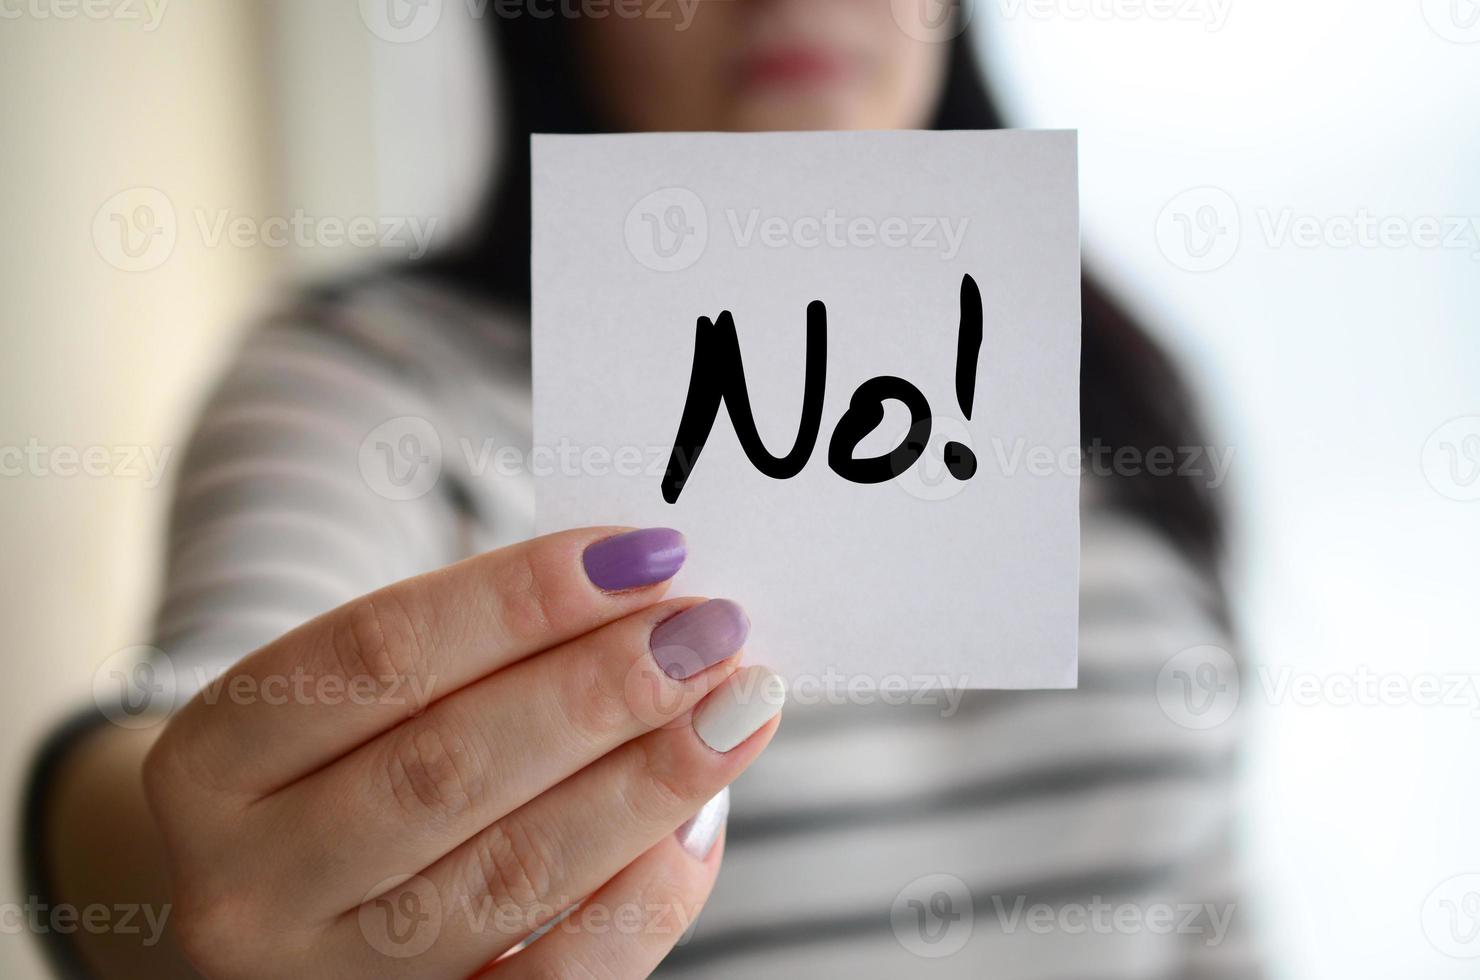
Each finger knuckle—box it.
[631,867,703,941]
[330,588,433,710]
[564,653,636,746]
[470,820,558,911]
[491,546,577,644]
[635,737,709,817]
[141,724,215,815]
[170,887,260,979]
[140,731,182,809]
[526,961,606,980]
[542,958,613,980]
[385,717,487,824]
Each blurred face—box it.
[574,0,952,132]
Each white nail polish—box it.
[676,787,730,860]
[693,666,786,753]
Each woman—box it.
[29,3,1255,977]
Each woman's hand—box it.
[141,527,784,979]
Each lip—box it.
[736,45,854,89]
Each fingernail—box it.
[693,666,787,753]
[650,599,749,680]
[583,528,686,592]
[676,787,729,861]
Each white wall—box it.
[259,0,493,279]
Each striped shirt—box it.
[153,276,1258,979]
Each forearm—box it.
[36,721,198,979]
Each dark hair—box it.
[417,19,1225,568]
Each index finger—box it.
[152,526,686,799]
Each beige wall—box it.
[0,5,273,975]
[0,3,485,971]
[0,0,492,968]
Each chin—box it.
[728,91,885,132]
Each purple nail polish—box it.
[583,528,686,592]
[677,788,729,860]
[650,599,749,680]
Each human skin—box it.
[56,528,782,978]
[574,0,949,133]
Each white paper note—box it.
[533,130,1080,690]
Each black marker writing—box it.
[662,273,983,502]
[945,274,982,479]
[661,303,827,504]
